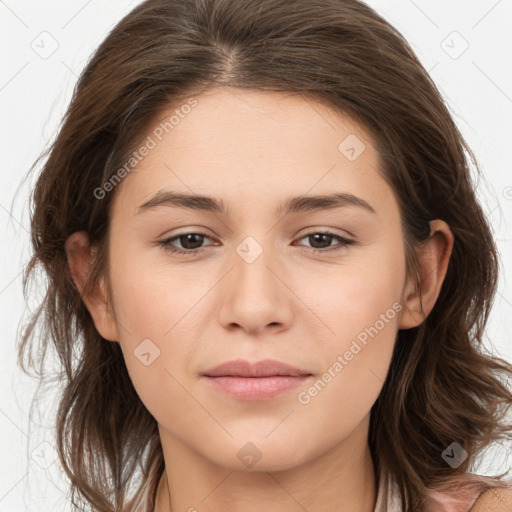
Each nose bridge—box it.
[232,233,278,299]
[217,232,293,332]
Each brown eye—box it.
[296,231,355,253]
[174,233,206,250]
[159,232,214,255]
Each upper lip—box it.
[202,359,311,377]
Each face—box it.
[91,87,415,471]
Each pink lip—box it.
[203,358,311,378]
[202,359,312,400]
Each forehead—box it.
[150,86,367,162]
[110,87,395,219]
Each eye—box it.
[158,230,355,256]
[158,232,215,255]
[294,230,355,254]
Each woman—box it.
[19,0,512,510]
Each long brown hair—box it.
[18,0,512,510]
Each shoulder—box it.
[469,486,512,512]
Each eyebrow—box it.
[136,190,376,216]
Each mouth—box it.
[202,358,311,378]
[202,359,313,400]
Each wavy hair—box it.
[18,0,512,510]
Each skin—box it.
[471,488,512,511]
[66,87,454,512]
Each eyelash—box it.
[158,231,355,256]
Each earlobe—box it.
[399,220,454,330]
[65,231,119,342]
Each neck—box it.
[154,415,377,512]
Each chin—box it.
[204,439,312,473]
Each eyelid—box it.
[157,228,356,256]
[296,225,356,239]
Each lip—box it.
[202,358,311,378]
[202,359,312,401]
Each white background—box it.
[1,1,511,510]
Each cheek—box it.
[299,244,405,402]
[108,240,205,337]
[302,241,406,340]
[119,352,203,437]
[107,244,211,420]
[296,284,401,442]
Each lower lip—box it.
[203,375,311,400]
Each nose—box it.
[217,239,294,336]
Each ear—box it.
[399,219,454,330]
[65,231,119,342]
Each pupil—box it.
[310,234,331,249]
[181,234,203,249]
